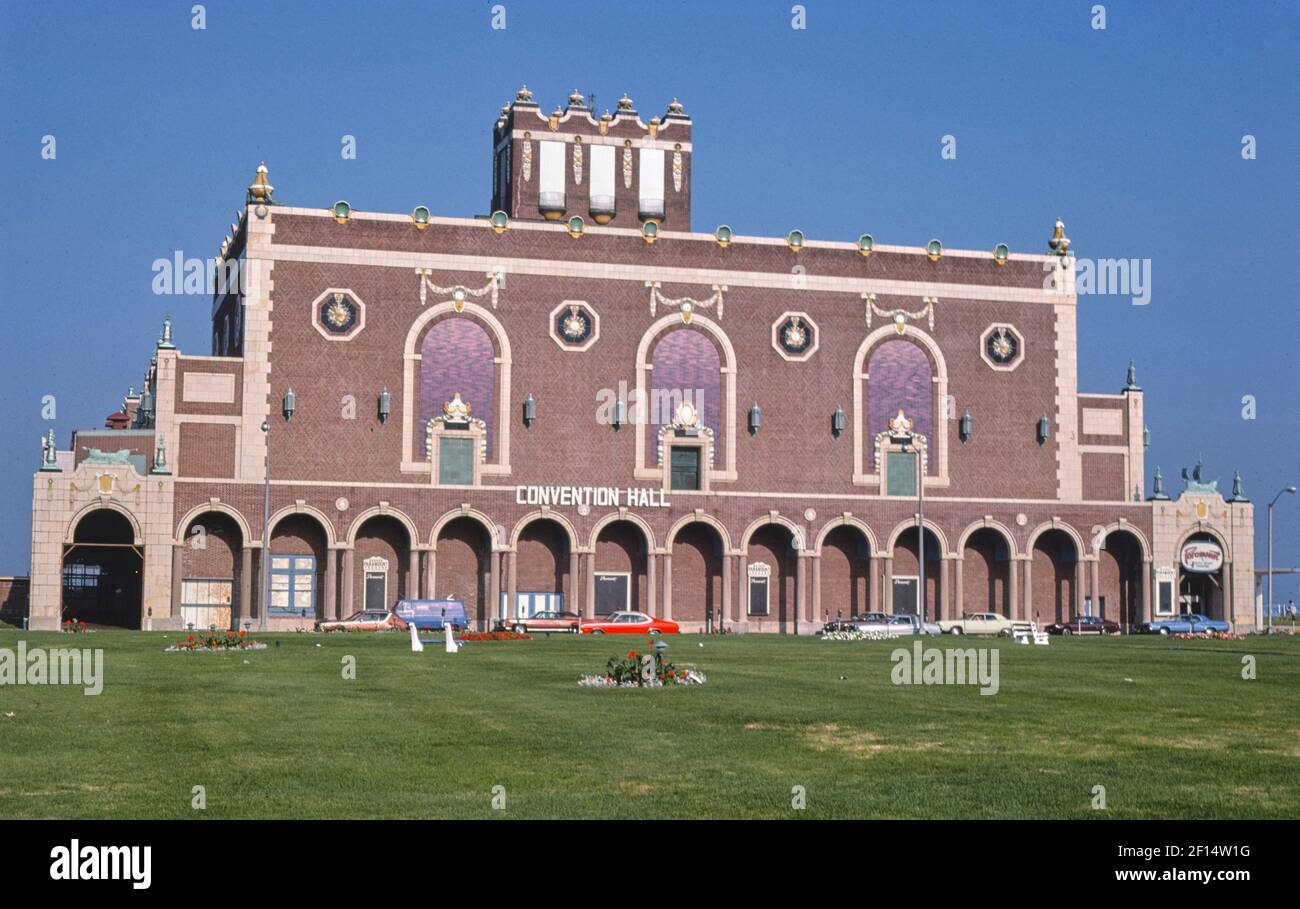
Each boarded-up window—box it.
[670,446,700,491]
[887,451,918,497]
[269,555,315,616]
[539,141,565,208]
[590,144,615,212]
[439,437,473,486]
[639,148,665,217]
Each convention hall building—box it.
[26,87,1256,633]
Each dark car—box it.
[1046,614,1120,636]
[512,610,580,634]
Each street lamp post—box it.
[1267,485,1296,633]
[260,420,271,632]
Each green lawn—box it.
[0,628,1296,818]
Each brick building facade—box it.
[26,89,1255,633]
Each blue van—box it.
[395,598,470,631]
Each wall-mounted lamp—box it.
[926,239,942,261]
[1036,414,1050,445]
[1143,425,1151,450]
[613,398,626,430]
[959,410,973,443]
[641,220,658,244]
[715,225,733,248]
[857,234,874,257]
[523,393,536,427]
[411,206,431,229]
[490,210,509,234]
[332,200,351,224]
[378,388,391,423]
[832,405,846,437]
[567,216,584,238]
[282,388,296,420]
[993,243,1009,266]
[787,229,805,252]
[749,402,762,435]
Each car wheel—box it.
[591,629,604,635]
[950,627,962,635]
[648,629,661,636]
[1062,627,1072,636]
[1159,627,1170,636]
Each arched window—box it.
[647,328,722,465]
[867,340,934,472]
[420,318,495,457]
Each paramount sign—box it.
[515,485,670,508]
[1180,541,1224,573]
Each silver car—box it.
[886,613,942,636]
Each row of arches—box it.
[60,500,1228,632]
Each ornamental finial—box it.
[1048,218,1070,256]
[246,161,273,204]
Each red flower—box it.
[239,629,247,637]
[187,634,195,642]
[626,650,637,660]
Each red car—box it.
[511,610,580,634]
[580,611,680,635]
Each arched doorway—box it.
[179,511,244,629]
[962,528,1012,617]
[671,522,724,629]
[593,520,649,616]
[891,526,943,619]
[514,518,570,618]
[1178,532,1226,620]
[1031,529,1078,625]
[269,514,330,621]
[746,524,797,632]
[353,515,414,613]
[1099,530,1143,629]
[62,509,142,628]
[819,525,871,622]
[435,517,492,627]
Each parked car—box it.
[939,612,1028,636]
[848,612,892,632]
[1046,614,1120,636]
[580,611,680,635]
[1139,613,1230,635]
[318,609,408,633]
[886,614,943,636]
[512,610,580,634]
[394,598,470,631]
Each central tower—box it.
[491,86,692,230]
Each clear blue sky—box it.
[1,1,1297,588]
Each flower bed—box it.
[820,629,891,641]
[166,630,267,652]
[579,648,706,687]
[61,619,91,634]
[1170,630,1245,641]
[458,630,532,642]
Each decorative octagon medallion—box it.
[979,323,1024,371]
[548,300,600,351]
[312,288,366,341]
[771,311,819,361]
